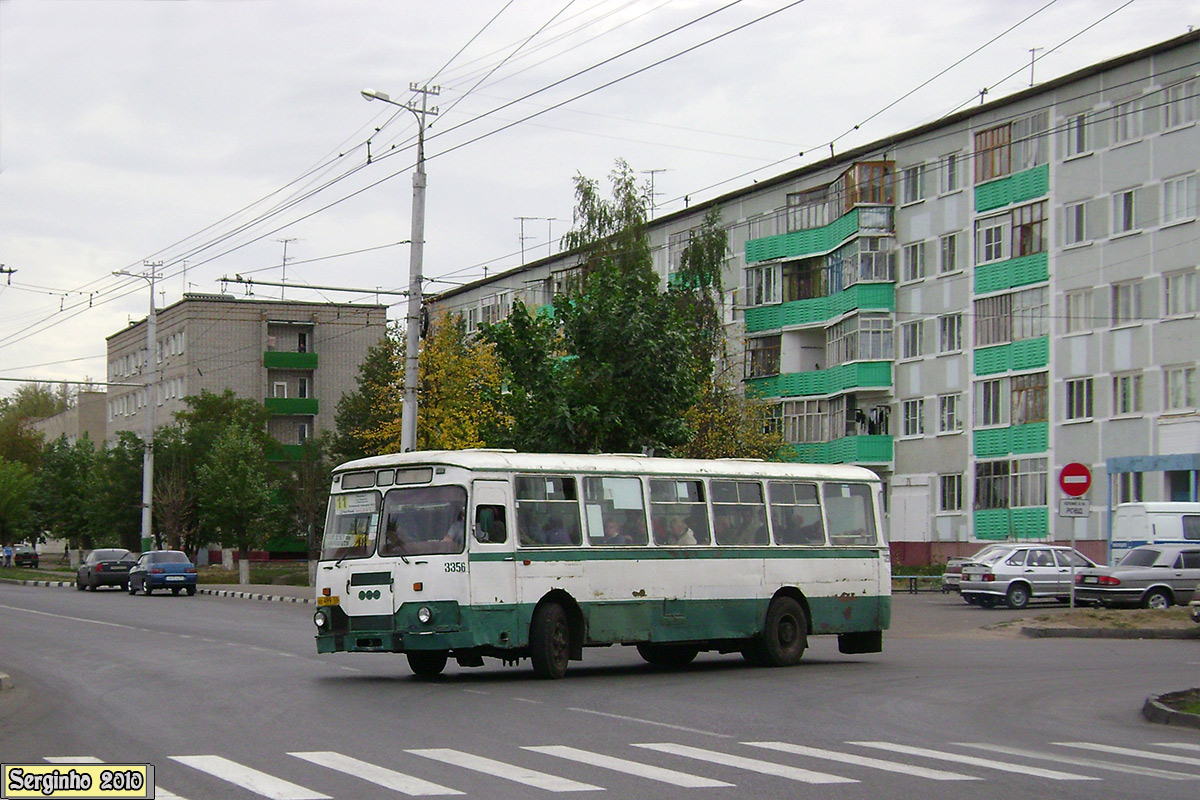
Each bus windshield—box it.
[379,485,467,556]
[322,491,380,560]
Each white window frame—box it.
[1064,289,1092,333]
[938,313,962,354]
[1111,281,1141,326]
[902,241,926,282]
[745,264,780,307]
[900,320,924,360]
[939,152,960,195]
[1116,472,1144,505]
[1113,371,1143,416]
[975,216,1010,264]
[974,377,1009,428]
[1165,365,1198,411]
[273,381,287,399]
[902,398,925,438]
[939,232,961,274]
[1112,96,1144,144]
[939,473,963,513]
[1112,189,1137,234]
[1065,377,1094,422]
[1163,174,1198,225]
[902,164,926,204]
[1164,269,1199,317]
[1063,201,1087,246]
[1164,77,1199,130]
[938,393,963,434]
[1064,112,1089,158]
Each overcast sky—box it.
[1,0,1197,398]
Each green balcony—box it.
[974,251,1049,295]
[746,361,892,399]
[264,351,318,370]
[270,444,307,462]
[744,284,895,333]
[974,163,1049,213]
[782,435,893,465]
[974,507,1049,540]
[264,397,319,415]
[973,422,1049,458]
[973,337,1049,376]
[745,209,861,264]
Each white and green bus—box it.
[313,450,890,678]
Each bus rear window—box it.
[322,491,380,560]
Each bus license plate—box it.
[318,595,340,607]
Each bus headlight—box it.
[314,609,329,629]
[417,606,433,624]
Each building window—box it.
[745,264,780,307]
[973,111,1048,184]
[902,399,925,437]
[902,164,925,204]
[1112,189,1137,233]
[1064,289,1092,333]
[1064,201,1087,246]
[297,423,309,444]
[975,378,1008,427]
[1065,378,1093,421]
[780,399,827,444]
[1164,77,1199,129]
[974,460,1010,510]
[1166,365,1198,410]
[1011,457,1048,507]
[1013,201,1047,257]
[745,335,781,379]
[1163,174,1198,224]
[939,152,960,194]
[1112,96,1144,143]
[975,217,1009,264]
[1111,281,1141,325]
[1116,472,1144,504]
[938,393,963,433]
[902,242,926,282]
[939,232,961,273]
[939,474,963,512]
[900,320,924,360]
[1164,270,1199,316]
[826,313,893,366]
[1012,285,1049,341]
[1064,112,1089,157]
[1113,371,1143,415]
[1011,372,1048,425]
[297,377,309,399]
[938,313,962,353]
[273,382,287,399]
[297,332,309,354]
[974,293,1013,347]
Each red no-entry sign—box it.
[1059,462,1092,497]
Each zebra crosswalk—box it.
[39,739,1200,798]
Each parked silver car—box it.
[1074,544,1200,609]
[942,544,1008,596]
[960,544,1097,609]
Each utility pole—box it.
[515,217,537,264]
[277,238,297,300]
[0,265,15,284]
[362,84,439,452]
[1029,47,1044,87]
[113,261,161,551]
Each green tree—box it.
[88,433,145,552]
[196,426,276,583]
[332,325,401,461]
[153,425,198,554]
[482,160,705,454]
[282,432,334,560]
[31,435,96,548]
[176,389,274,457]
[0,456,36,544]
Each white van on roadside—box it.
[1110,502,1200,561]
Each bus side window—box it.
[475,505,507,543]
[769,481,825,545]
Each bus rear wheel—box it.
[530,602,570,679]
[407,651,448,677]
[636,643,700,668]
[745,596,807,667]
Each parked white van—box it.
[1110,502,1200,561]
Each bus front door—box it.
[468,480,519,649]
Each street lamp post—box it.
[362,85,438,452]
[114,263,160,552]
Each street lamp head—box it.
[361,88,390,103]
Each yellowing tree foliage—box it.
[363,312,509,453]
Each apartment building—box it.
[429,31,1200,563]
[106,294,387,457]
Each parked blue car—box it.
[128,550,197,596]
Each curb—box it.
[1,578,312,605]
[1142,689,1200,729]
[1021,626,1200,639]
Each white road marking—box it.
[1156,742,1200,752]
[407,748,601,792]
[1055,742,1200,768]
[171,755,330,799]
[525,745,732,788]
[569,708,731,738]
[633,743,855,784]
[290,751,462,796]
[745,741,979,781]
[957,742,1199,780]
[850,742,1097,780]
[45,756,188,798]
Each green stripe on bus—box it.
[468,548,883,563]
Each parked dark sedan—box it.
[128,550,197,596]
[13,544,38,568]
[1075,544,1200,609]
[76,548,136,590]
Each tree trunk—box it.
[238,549,250,585]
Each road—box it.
[1,584,1198,800]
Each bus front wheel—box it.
[530,602,570,679]
[407,651,448,677]
[745,596,807,667]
